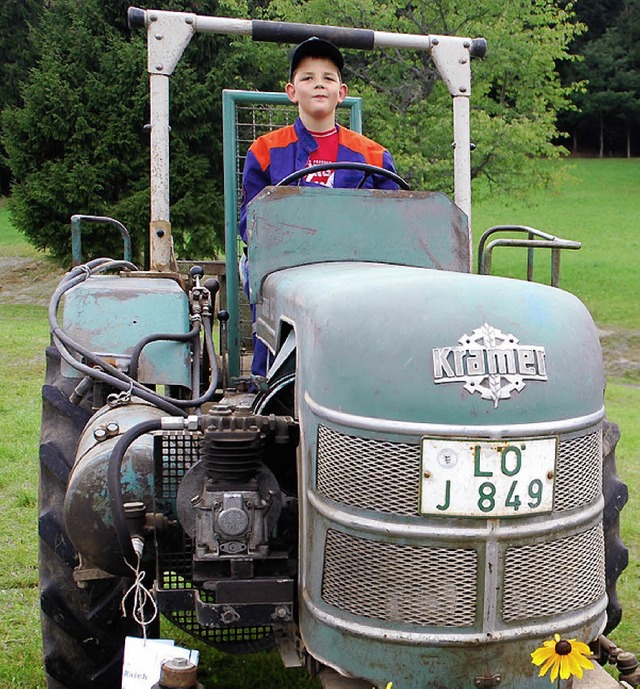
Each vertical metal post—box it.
[431,37,475,272]
[149,73,175,272]
[452,95,472,264]
[222,91,242,380]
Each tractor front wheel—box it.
[38,346,146,689]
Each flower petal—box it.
[538,655,558,679]
[576,654,595,671]
[570,640,592,656]
[565,652,584,679]
[532,647,555,665]
[559,656,571,680]
[550,657,560,682]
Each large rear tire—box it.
[38,346,147,689]
[602,419,629,634]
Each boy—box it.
[239,37,399,377]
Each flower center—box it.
[555,640,572,656]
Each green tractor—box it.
[38,7,633,689]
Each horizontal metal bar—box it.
[129,7,485,54]
[304,391,604,439]
[308,490,604,543]
[301,588,607,647]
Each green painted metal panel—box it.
[222,89,363,380]
[61,276,191,387]
[258,264,603,425]
[247,187,469,302]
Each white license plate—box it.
[419,437,557,518]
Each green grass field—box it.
[0,158,638,687]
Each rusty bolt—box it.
[157,657,201,689]
[424,471,431,479]
[547,471,554,480]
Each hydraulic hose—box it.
[128,323,201,381]
[108,418,163,568]
[51,333,186,416]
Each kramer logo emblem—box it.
[432,324,547,407]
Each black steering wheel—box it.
[275,161,411,190]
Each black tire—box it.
[38,346,149,689]
[602,419,629,634]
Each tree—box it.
[559,0,640,156]
[3,0,583,263]
[573,24,640,157]
[0,0,43,195]
[268,0,584,198]
[2,0,280,264]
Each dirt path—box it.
[0,256,65,307]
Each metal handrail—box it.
[71,214,132,266]
[477,224,581,287]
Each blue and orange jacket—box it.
[238,117,398,242]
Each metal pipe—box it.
[131,7,485,272]
[149,74,174,272]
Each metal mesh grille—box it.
[502,525,606,622]
[154,433,273,650]
[317,425,420,515]
[316,425,602,516]
[554,429,602,511]
[233,104,355,365]
[322,530,478,627]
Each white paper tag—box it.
[122,636,200,689]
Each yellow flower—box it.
[531,633,594,682]
[385,684,393,689]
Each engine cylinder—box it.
[201,428,264,482]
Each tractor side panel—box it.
[61,276,191,388]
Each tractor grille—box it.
[553,430,602,511]
[321,529,478,627]
[317,426,420,515]
[154,432,274,652]
[316,425,602,515]
[502,524,606,622]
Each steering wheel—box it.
[275,161,411,190]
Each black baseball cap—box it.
[289,37,344,80]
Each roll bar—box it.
[128,7,486,271]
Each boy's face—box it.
[286,56,348,126]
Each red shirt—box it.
[304,127,339,187]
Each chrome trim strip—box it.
[308,490,603,541]
[302,589,607,646]
[304,391,605,439]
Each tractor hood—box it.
[257,262,604,427]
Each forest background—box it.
[1,0,639,265]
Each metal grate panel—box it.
[502,525,606,622]
[222,91,362,379]
[317,425,420,515]
[554,429,602,511]
[316,424,602,516]
[154,432,274,651]
[322,530,478,627]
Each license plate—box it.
[419,437,557,518]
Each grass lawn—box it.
[473,158,640,329]
[0,157,638,687]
